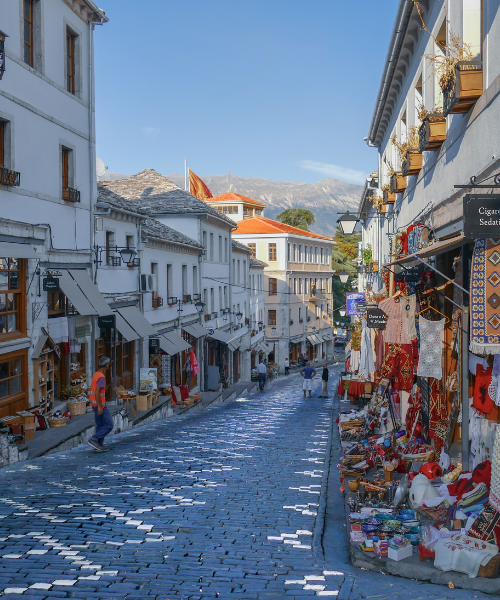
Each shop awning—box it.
[69,270,113,316]
[182,323,209,338]
[115,306,157,338]
[0,242,39,259]
[159,335,177,355]
[387,235,468,266]
[164,331,191,354]
[58,270,97,316]
[58,269,113,317]
[208,329,236,344]
[307,334,318,345]
[114,312,140,341]
[257,340,271,353]
[322,333,333,341]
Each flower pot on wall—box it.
[383,190,396,204]
[443,61,483,115]
[390,173,407,194]
[402,151,422,176]
[418,115,446,151]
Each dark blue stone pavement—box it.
[0,369,493,599]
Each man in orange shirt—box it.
[87,357,113,452]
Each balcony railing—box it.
[63,187,80,202]
[0,167,20,187]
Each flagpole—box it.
[184,157,187,191]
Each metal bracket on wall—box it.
[455,173,500,189]
[32,301,49,322]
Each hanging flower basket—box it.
[390,173,407,194]
[401,150,423,177]
[443,61,483,116]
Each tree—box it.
[276,208,315,231]
[331,227,361,327]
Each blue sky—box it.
[94,0,399,185]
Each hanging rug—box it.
[470,238,500,355]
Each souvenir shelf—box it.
[33,349,55,414]
[32,329,57,414]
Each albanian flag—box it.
[189,169,213,201]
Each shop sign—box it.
[207,328,215,335]
[464,194,500,238]
[98,315,115,330]
[43,276,60,292]
[346,292,365,316]
[149,338,160,354]
[366,308,387,329]
[394,263,424,283]
[140,367,157,392]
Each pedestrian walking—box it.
[300,361,316,398]
[257,360,267,392]
[87,357,113,452]
[284,357,290,375]
[319,363,329,398]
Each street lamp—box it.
[338,271,350,284]
[337,211,360,236]
[339,308,346,317]
[257,321,263,328]
[271,326,277,334]
[118,247,137,267]
[235,311,243,322]
[194,300,205,313]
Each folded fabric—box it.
[448,477,475,499]
[458,482,489,508]
[434,533,498,578]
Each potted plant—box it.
[381,184,396,204]
[361,245,372,266]
[393,127,422,177]
[429,33,482,116]
[390,171,407,193]
[417,104,446,151]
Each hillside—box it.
[97,169,362,237]
[166,173,362,238]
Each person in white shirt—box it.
[284,358,290,375]
[257,361,267,391]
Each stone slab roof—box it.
[232,240,252,254]
[97,185,202,250]
[100,169,236,227]
[250,257,268,268]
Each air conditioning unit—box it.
[140,274,156,293]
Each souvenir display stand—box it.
[340,236,500,582]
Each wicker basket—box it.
[340,420,365,430]
[342,455,366,464]
[48,417,67,428]
[478,554,500,578]
[68,400,87,416]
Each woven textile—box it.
[416,317,445,379]
[471,238,500,355]
[402,295,417,342]
[490,427,500,511]
[468,503,500,546]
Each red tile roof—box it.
[234,217,332,240]
[209,192,265,208]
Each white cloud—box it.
[300,160,368,185]
[141,127,160,137]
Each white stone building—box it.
[94,185,205,398]
[0,0,107,417]
[360,0,498,291]
[233,216,335,372]
[100,170,247,392]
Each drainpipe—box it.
[88,21,96,376]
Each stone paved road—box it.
[0,369,493,599]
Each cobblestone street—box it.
[0,371,494,599]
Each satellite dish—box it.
[96,157,108,177]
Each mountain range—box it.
[98,170,362,238]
